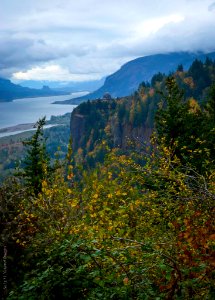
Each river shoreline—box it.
[0,123,35,134]
[0,123,63,138]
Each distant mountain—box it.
[15,78,105,93]
[60,51,215,105]
[0,78,68,102]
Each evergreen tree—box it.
[155,77,215,174]
[206,82,215,119]
[177,64,184,72]
[22,117,51,195]
[202,83,215,166]
[155,76,186,152]
[151,72,165,87]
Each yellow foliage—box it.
[188,97,201,114]
[184,76,195,88]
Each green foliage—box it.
[151,72,165,87]
[155,76,215,175]
[0,177,28,299]
[21,117,52,195]
[155,76,186,148]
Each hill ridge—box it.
[60,51,215,105]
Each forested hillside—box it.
[0,58,215,299]
[71,58,215,170]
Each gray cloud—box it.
[0,37,70,76]
[208,2,215,11]
[0,0,215,80]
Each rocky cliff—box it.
[70,113,86,151]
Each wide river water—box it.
[0,92,86,131]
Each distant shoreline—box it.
[0,93,70,103]
[0,123,35,134]
[0,123,62,138]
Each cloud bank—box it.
[0,0,215,81]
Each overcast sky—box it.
[1,0,215,82]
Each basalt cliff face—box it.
[70,108,152,152]
[110,120,152,149]
[70,94,155,169]
[70,113,86,151]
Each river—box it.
[0,92,87,134]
